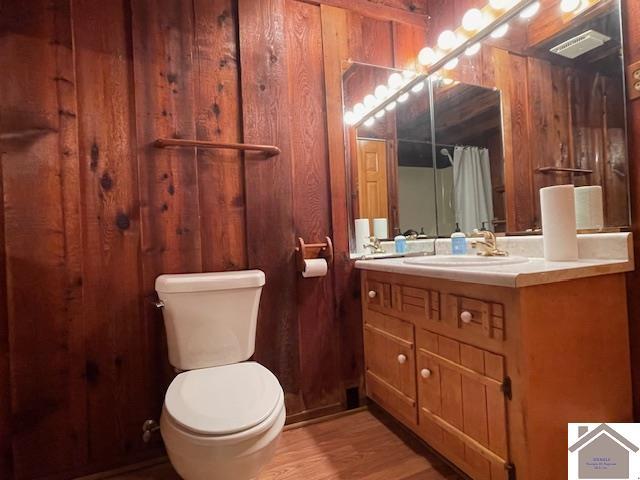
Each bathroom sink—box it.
[403,255,529,268]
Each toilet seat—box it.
[165,362,283,437]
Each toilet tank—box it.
[155,270,265,370]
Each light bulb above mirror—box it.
[489,0,519,10]
[418,47,439,66]
[520,1,540,18]
[465,43,481,56]
[388,72,404,89]
[462,9,485,31]
[374,84,389,100]
[443,57,459,70]
[560,0,581,12]
[343,111,356,125]
[438,30,460,51]
[411,81,425,93]
[491,23,510,38]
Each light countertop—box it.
[354,232,634,288]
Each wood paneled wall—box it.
[0,0,427,478]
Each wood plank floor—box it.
[104,408,463,480]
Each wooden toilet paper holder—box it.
[295,237,333,273]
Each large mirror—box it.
[458,0,630,232]
[343,0,630,254]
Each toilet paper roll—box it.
[373,218,389,240]
[354,218,371,254]
[540,185,578,261]
[574,186,604,231]
[302,258,327,278]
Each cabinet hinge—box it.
[501,376,512,400]
[505,462,516,480]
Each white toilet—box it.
[155,270,285,480]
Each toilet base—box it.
[161,403,285,480]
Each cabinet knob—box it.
[421,368,432,378]
[368,290,377,299]
[460,310,473,324]
[397,354,407,364]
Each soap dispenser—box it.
[451,223,467,255]
[394,228,407,254]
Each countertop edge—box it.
[354,258,634,288]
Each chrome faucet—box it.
[363,236,386,254]
[470,229,508,257]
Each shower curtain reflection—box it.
[452,146,494,233]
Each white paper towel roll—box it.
[574,186,604,231]
[355,218,371,254]
[540,185,578,261]
[373,218,388,239]
[302,258,327,278]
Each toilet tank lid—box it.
[155,270,265,293]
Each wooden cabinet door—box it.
[416,329,510,480]
[364,312,417,426]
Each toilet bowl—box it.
[160,362,285,480]
[154,271,285,480]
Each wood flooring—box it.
[103,408,463,480]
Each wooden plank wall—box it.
[0,0,427,478]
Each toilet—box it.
[155,270,285,480]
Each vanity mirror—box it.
[441,0,630,232]
[343,0,630,254]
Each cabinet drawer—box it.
[416,329,509,480]
[364,278,393,313]
[446,294,505,342]
[393,284,441,326]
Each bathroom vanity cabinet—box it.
[361,269,632,480]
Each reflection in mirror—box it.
[432,82,504,236]
[395,80,436,237]
[343,62,436,250]
[524,2,628,229]
[432,0,629,232]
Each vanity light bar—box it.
[346,0,541,129]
